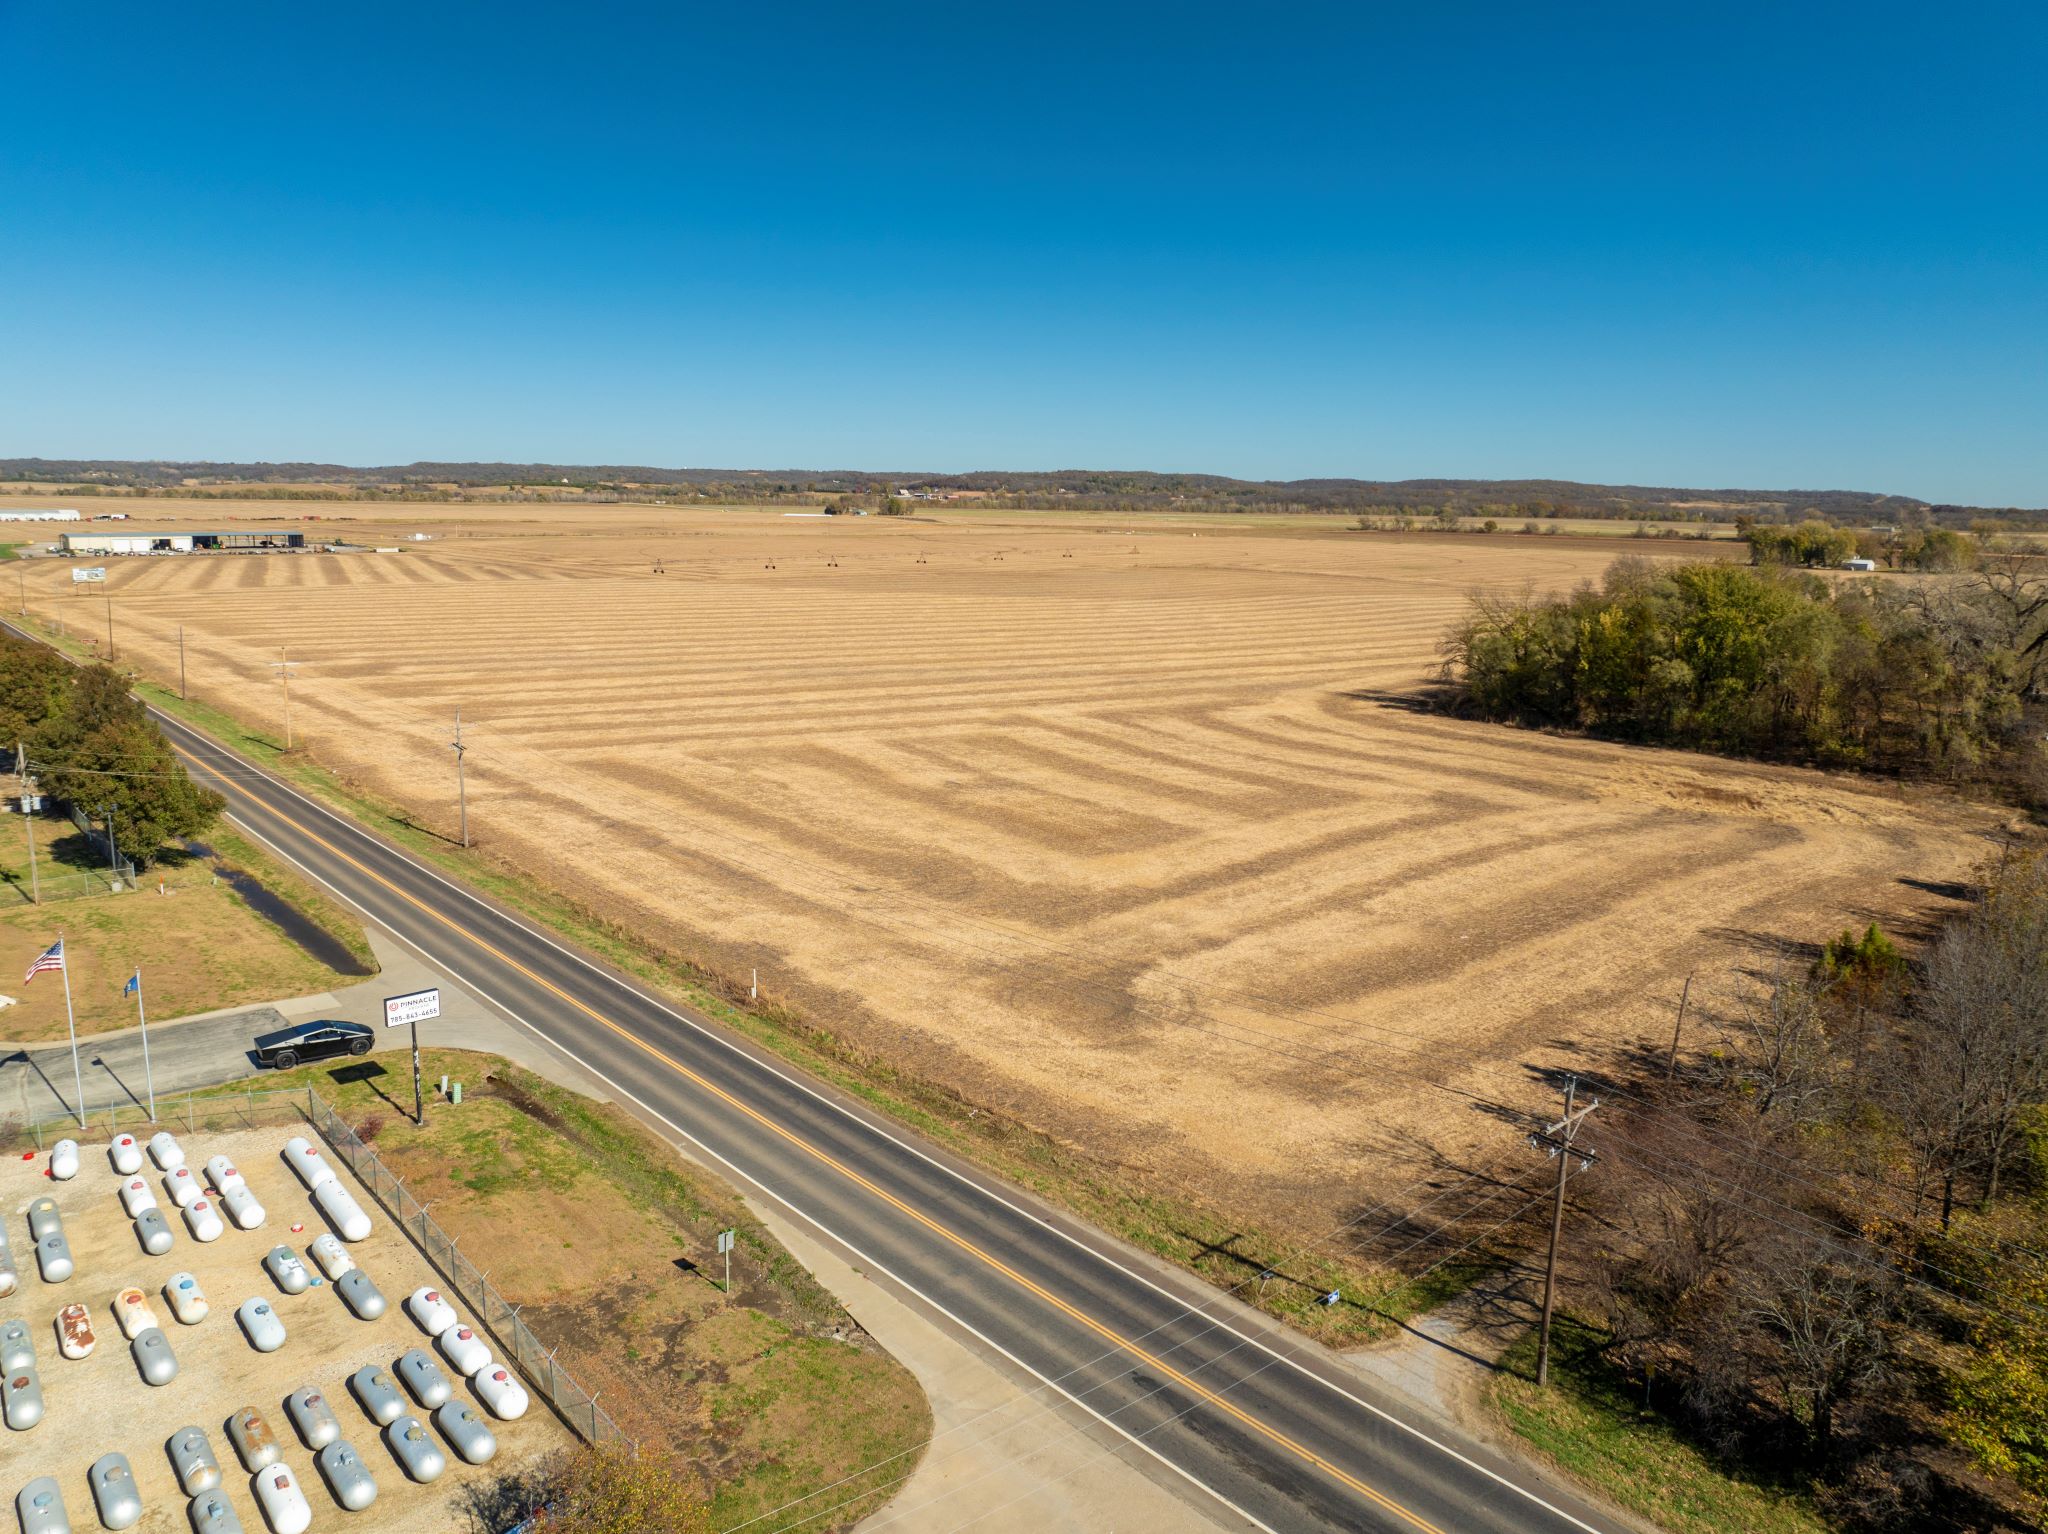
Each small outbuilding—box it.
[1841,557,1878,571]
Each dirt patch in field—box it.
[45,506,2002,1233]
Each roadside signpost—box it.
[717,1228,736,1297]
[384,987,441,1125]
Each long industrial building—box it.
[58,529,306,556]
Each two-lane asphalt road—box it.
[95,662,1619,1533]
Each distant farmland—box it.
[28,504,1998,1227]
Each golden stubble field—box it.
[20,504,2002,1226]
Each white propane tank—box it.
[312,1180,370,1242]
[220,1185,266,1231]
[109,1133,143,1175]
[281,1138,335,1191]
[474,1365,530,1421]
[165,1165,202,1209]
[308,1233,354,1279]
[114,1287,160,1339]
[436,1323,491,1377]
[252,1462,313,1534]
[406,1288,458,1335]
[49,1140,80,1181]
[204,1155,248,1196]
[184,1199,226,1243]
[148,1131,185,1170]
[165,1272,209,1325]
[119,1177,158,1217]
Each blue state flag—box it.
[123,971,139,996]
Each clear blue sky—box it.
[2,2,2043,504]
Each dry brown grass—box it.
[26,504,2001,1228]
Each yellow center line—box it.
[187,745,1444,1534]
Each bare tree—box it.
[1916,855,2048,1220]
[1736,1233,1899,1461]
[1712,963,1836,1125]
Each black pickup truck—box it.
[252,1019,374,1071]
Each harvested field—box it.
[22,505,2003,1229]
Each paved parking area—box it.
[3,1125,570,1532]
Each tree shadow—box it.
[447,1460,557,1533]
[1336,685,1460,715]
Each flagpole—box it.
[57,933,84,1131]
[134,970,155,1123]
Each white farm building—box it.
[60,531,193,555]
[58,529,307,557]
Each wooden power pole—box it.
[451,707,469,848]
[1532,1076,1598,1388]
[270,648,298,750]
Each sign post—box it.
[384,987,442,1126]
[716,1228,736,1298]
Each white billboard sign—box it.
[384,987,441,1028]
[71,566,106,583]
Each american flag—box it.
[24,940,64,983]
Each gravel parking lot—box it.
[3,1124,571,1533]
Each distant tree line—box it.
[13,459,2041,526]
[1740,517,1978,571]
[0,635,221,864]
[1443,555,2048,801]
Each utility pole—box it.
[1665,971,1693,1078]
[451,708,469,848]
[104,591,114,660]
[178,625,186,700]
[17,740,37,905]
[270,648,298,750]
[1532,1076,1599,1388]
[100,802,120,883]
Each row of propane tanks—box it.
[5,1233,408,1424]
[13,1356,515,1534]
[4,1131,378,1434]
[9,1280,532,1532]
[3,1131,371,1300]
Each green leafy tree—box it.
[30,662,222,865]
[1946,1235,2048,1513]
[0,635,69,747]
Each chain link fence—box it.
[0,863,137,904]
[304,1092,628,1446]
[64,802,140,886]
[0,1086,626,1449]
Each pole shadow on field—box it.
[327,1060,405,1118]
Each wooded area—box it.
[1445,556,2048,801]
[0,634,221,863]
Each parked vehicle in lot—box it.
[252,1020,373,1071]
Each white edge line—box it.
[170,703,1611,1534]
[221,806,1282,1534]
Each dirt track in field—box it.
[29,505,2001,1227]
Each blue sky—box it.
[1,2,2043,503]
